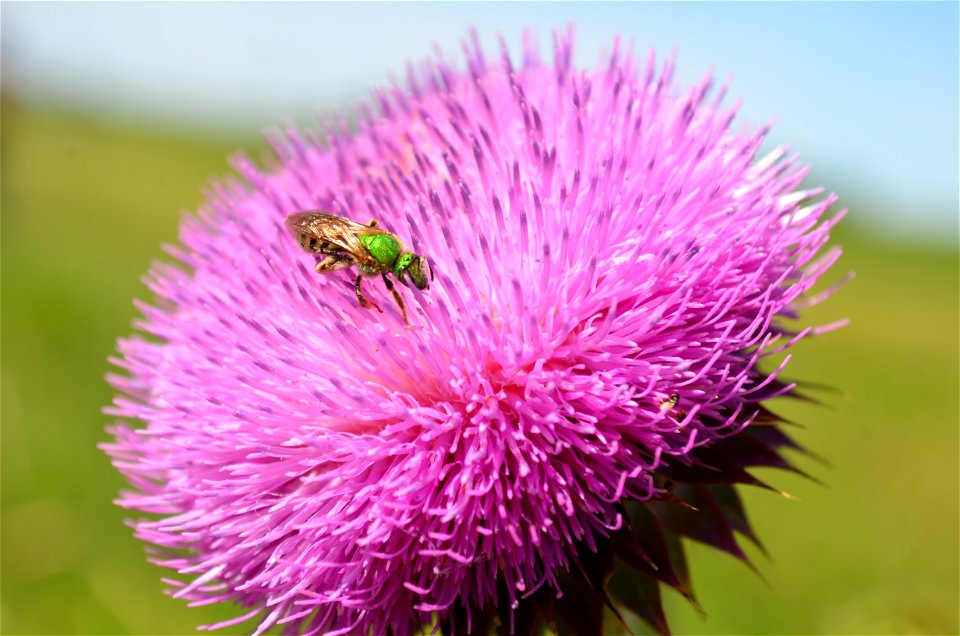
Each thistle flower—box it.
[104,29,844,636]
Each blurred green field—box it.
[2,100,958,635]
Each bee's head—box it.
[394,252,431,290]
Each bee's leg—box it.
[366,219,379,228]
[355,275,383,313]
[316,254,352,273]
[381,274,408,325]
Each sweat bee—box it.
[285,211,432,324]
[660,393,680,413]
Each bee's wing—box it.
[286,212,368,255]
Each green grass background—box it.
[2,99,958,635]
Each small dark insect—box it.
[660,393,680,412]
[285,211,432,324]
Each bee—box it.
[285,211,432,324]
[659,393,680,413]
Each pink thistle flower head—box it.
[104,28,845,636]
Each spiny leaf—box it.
[607,560,671,636]
[650,484,750,565]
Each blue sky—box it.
[3,2,958,244]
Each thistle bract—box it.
[104,29,844,636]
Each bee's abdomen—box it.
[298,234,332,253]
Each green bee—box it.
[285,211,432,324]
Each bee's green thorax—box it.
[359,233,401,267]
